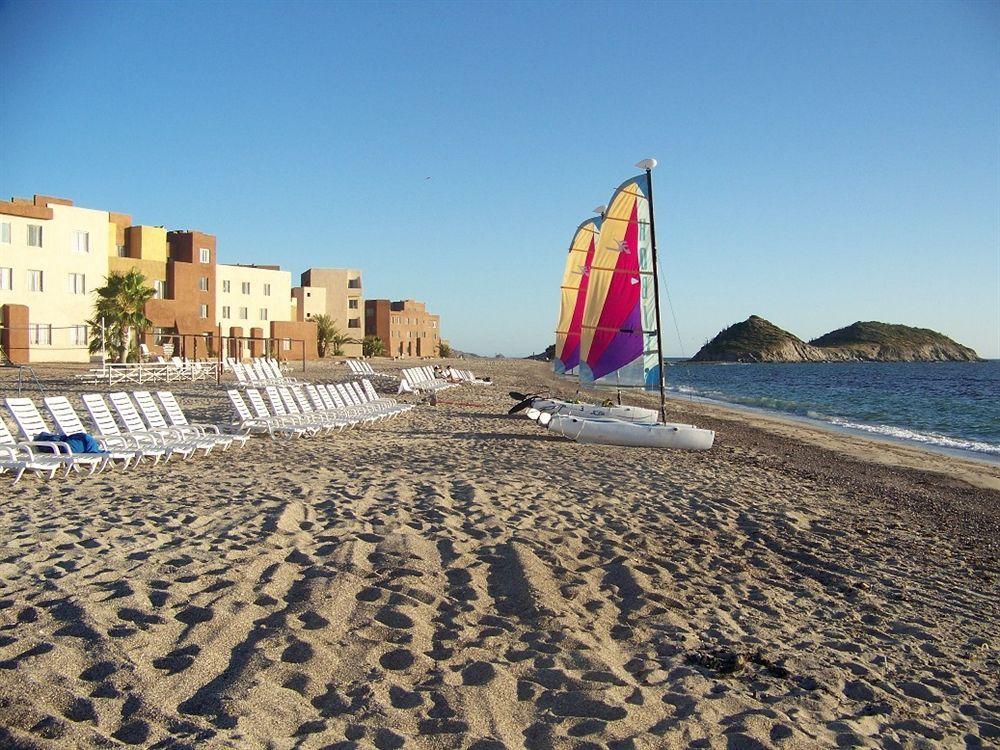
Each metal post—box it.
[217,324,222,384]
[645,167,668,424]
[301,339,306,373]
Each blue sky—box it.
[2,0,997,357]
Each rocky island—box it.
[692,316,980,363]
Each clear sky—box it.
[2,0,997,357]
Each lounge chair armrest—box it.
[19,439,73,455]
[0,445,19,460]
[191,422,221,434]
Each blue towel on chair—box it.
[34,432,107,454]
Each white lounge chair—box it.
[43,396,141,469]
[4,397,109,474]
[132,391,225,452]
[0,415,68,480]
[108,392,212,457]
[267,386,338,433]
[81,393,176,463]
[226,390,302,439]
[156,391,250,449]
[244,389,318,438]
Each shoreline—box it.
[536,361,1000,493]
[662,389,1000,466]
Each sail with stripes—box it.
[554,216,601,375]
[579,173,660,389]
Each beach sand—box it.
[0,357,997,748]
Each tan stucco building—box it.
[294,267,364,356]
[364,299,441,358]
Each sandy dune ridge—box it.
[0,358,997,748]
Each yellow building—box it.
[295,267,363,356]
[216,263,292,339]
[0,196,112,362]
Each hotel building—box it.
[364,299,442,358]
[2,193,442,364]
[1,196,114,362]
[293,267,364,357]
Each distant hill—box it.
[692,316,980,363]
[809,322,980,362]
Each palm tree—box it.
[88,269,154,363]
[362,335,384,357]
[315,314,358,357]
[314,314,334,357]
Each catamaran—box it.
[535,158,715,450]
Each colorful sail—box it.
[579,174,660,389]
[554,216,601,375]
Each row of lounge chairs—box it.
[228,378,410,438]
[0,391,248,483]
[398,366,458,393]
[346,359,397,386]
[228,359,297,389]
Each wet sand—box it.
[0,357,997,748]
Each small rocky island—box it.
[692,316,980,363]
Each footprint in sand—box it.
[379,648,415,671]
[461,661,497,686]
[281,638,314,664]
[375,607,414,629]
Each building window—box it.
[348,299,359,309]
[199,247,211,263]
[199,277,209,292]
[239,307,248,320]
[67,273,86,294]
[222,305,231,319]
[153,279,166,299]
[263,283,271,296]
[0,267,11,290]
[348,278,361,289]
[260,308,268,320]
[1,222,10,243]
[27,224,43,247]
[222,280,231,293]
[27,269,43,291]
[72,230,90,253]
[70,325,88,347]
[29,323,52,345]
[199,304,209,319]
[283,338,291,351]
[305,291,311,298]
[348,318,360,329]
[116,244,127,257]
[241,281,251,294]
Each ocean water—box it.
[661,360,1000,459]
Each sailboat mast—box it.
[645,165,668,423]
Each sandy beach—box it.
[0,357,997,749]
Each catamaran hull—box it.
[531,399,659,424]
[546,414,715,451]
